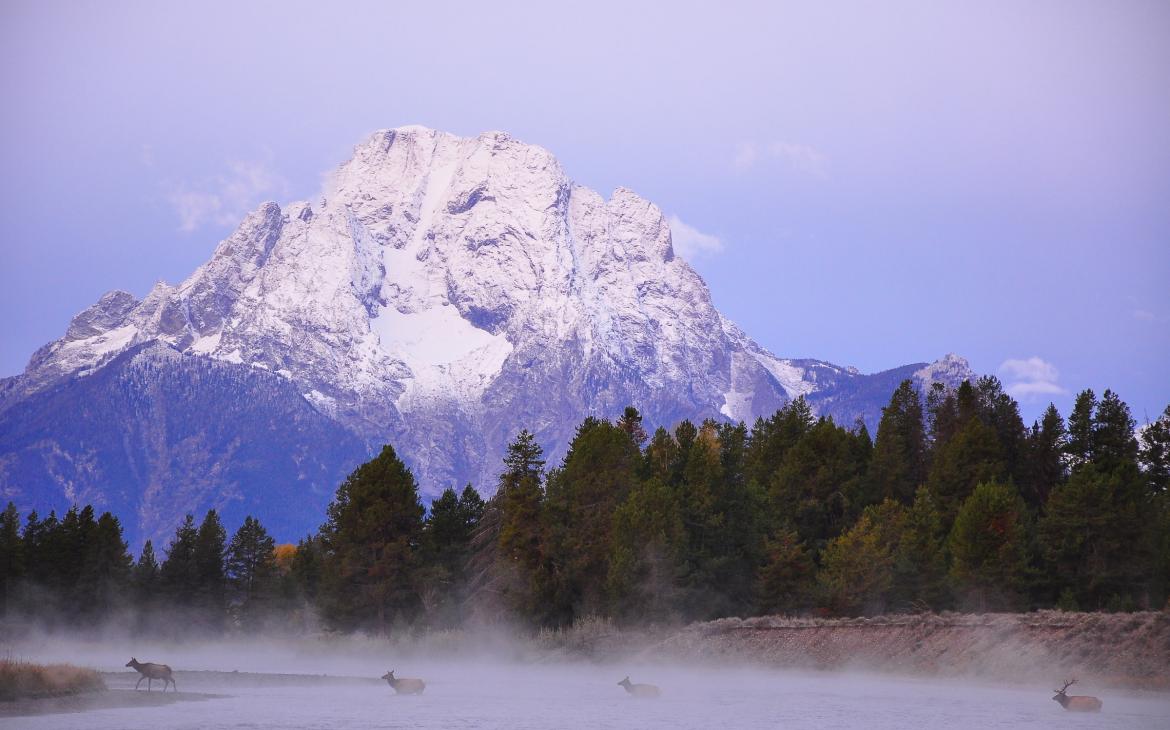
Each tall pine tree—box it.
[948,481,1030,611]
[193,510,228,630]
[226,516,278,629]
[493,430,547,620]
[0,503,23,616]
[869,380,927,504]
[319,444,426,633]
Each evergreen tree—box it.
[644,427,679,482]
[713,420,767,612]
[0,503,23,615]
[769,417,869,552]
[543,418,640,622]
[1141,406,1170,605]
[892,486,950,610]
[79,512,132,621]
[1140,405,1170,494]
[55,505,96,614]
[926,382,960,446]
[1039,462,1152,609]
[319,444,426,633]
[607,477,685,622]
[1065,389,1098,469]
[745,398,815,488]
[755,528,814,614]
[418,485,484,625]
[817,500,906,615]
[1041,391,1153,608]
[226,516,278,628]
[926,416,1007,525]
[289,535,323,605]
[851,417,875,498]
[948,482,1030,610]
[502,428,546,478]
[673,422,722,616]
[132,540,160,609]
[671,420,699,485]
[1022,404,1067,510]
[1093,389,1138,473]
[160,514,199,604]
[35,510,68,614]
[972,376,1028,483]
[616,405,649,447]
[21,510,49,583]
[495,430,547,619]
[193,510,228,628]
[869,380,927,503]
[673,419,766,619]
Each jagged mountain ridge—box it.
[0,126,974,542]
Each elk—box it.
[618,676,661,698]
[125,657,176,692]
[382,670,426,695]
[1052,679,1102,712]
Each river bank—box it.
[0,688,224,718]
[634,610,1170,690]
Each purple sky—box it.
[1,1,1167,425]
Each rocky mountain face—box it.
[0,343,366,547]
[0,126,974,545]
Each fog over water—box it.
[5,636,1169,729]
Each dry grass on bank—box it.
[0,658,105,701]
[649,610,1170,690]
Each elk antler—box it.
[1055,679,1076,693]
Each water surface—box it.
[8,662,1168,730]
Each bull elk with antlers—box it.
[1052,679,1102,712]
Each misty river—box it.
[7,651,1170,730]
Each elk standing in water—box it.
[382,670,426,695]
[618,676,661,698]
[1052,679,1102,712]
[125,658,176,692]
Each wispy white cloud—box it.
[999,356,1067,400]
[668,215,724,260]
[168,160,287,233]
[734,140,828,178]
[1127,295,1162,323]
[733,142,759,172]
[766,141,828,178]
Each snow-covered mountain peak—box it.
[6,126,976,494]
[914,353,974,387]
[65,290,139,341]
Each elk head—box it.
[1052,678,1076,705]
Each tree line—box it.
[1,377,1167,635]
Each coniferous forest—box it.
[1,378,1168,637]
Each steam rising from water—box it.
[5,632,1170,729]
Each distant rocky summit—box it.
[0,127,974,546]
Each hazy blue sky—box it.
[2,0,1167,424]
